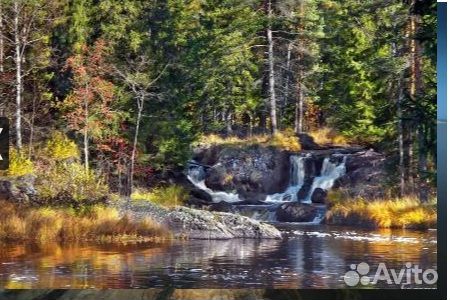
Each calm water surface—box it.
[0,225,437,289]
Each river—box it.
[0,225,436,289]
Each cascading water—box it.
[303,155,347,204]
[264,155,308,203]
[187,164,241,203]
[187,153,347,223]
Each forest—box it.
[0,0,437,231]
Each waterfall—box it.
[264,155,307,203]
[290,155,306,186]
[188,154,346,204]
[303,155,347,204]
[187,164,241,203]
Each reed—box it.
[198,129,301,151]
[308,127,350,146]
[326,193,436,229]
[0,201,170,242]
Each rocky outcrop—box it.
[297,177,314,201]
[207,200,234,212]
[186,188,213,206]
[333,149,387,199]
[191,142,387,207]
[275,202,317,222]
[297,133,321,150]
[0,175,37,204]
[311,188,327,204]
[166,206,282,239]
[201,146,290,197]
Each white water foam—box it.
[293,230,422,244]
[187,154,347,223]
[265,155,307,203]
[187,165,241,203]
[303,156,347,204]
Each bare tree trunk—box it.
[267,0,277,134]
[226,109,232,135]
[418,124,428,202]
[14,0,22,148]
[282,41,293,124]
[396,77,405,196]
[406,126,415,192]
[248,114,253,137]
[409,14,422,99]
[298,88,304,134]
[129,95,144,197]
[295,71,304,134]
[0,1,4,73]
[28,83,37,158]
[83,87,89,173]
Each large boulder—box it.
[297,133,321,150]
[333,149,387,199]
[203,146,290,197]
[236,190,267,203]
[0,175,37,204]
[275,202,318,222]
[207,200,234,213]
[297,177,314,201]
[311,188,327,204]
[166,206,282,239]
[189,188,213,203]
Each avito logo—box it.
[343,262,438,287]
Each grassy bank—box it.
[195,127,351,151]
[325,194,437,229]
[196,130,302,151]
[0,201,170,243]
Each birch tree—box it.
[266,0,278,134]
[115,59,167,196]
[0,0,55,148]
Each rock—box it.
[166,206,282,239]
[0,180,18,201]
[297,177,314,201]
[297,133,321,150]
[203,146,290,197]
[333,149,387,199]
[189,188,213,203]
[0,175,36,204]
[311,188,327,204]
[233,199,268,206]
[237,190,267,203]
[15,175,37,196]
[344,149,385,172]
[185,196,211,207]
[208,200,234,212]
[275,202,318,222]
[204,165,232,191]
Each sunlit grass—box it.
[197,129,301,151]
[326,192,436,229]
[131,185,189,208]
[308,127,350,146]
[0,201,170,242]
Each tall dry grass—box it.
[197,129,301,151]
[326,192,436,229]
[308,127,350,146]
[0,201,170,243]
[131,185,189,208]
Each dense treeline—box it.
[0,0,436,199]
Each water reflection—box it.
[0,226,437,289]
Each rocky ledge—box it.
[167,207,281,239]
[118,201,282,240]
